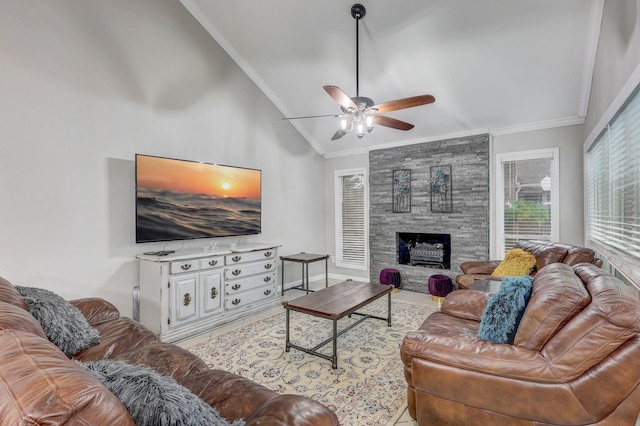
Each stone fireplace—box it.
[369,134,490,294]
[398,232,451,269]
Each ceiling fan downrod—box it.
[351,4,365,98]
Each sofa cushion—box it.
[539,264,640,377]
[184,368,295,423]
[478,276,533,344]
[0,301,49,338]
[73,316,162,361]
[0,276,29,310]
[561,246,596,266]
[80,359,243,426]
[113,342,210,382]
[515,240,569,272]
[16,286,101,356]
[441,290,491,322]
[70,297,121,326]
[514,263,590,350]
[0,329,134,425]
[491,248,536,277]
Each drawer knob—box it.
[210,288,218,299]
[264,289,271,296]
[264,251,272,257]
[231,298,241,305]
[208,259,218,267]
[263,276,272,282]
[232,256,242,263]
[264,263,272,269]
[232,269,242,276]
[232,283,241,291]
[181,264,192,271]
[183,293,192,306]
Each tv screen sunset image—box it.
[136,155,262,243]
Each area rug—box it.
[187,296,437,425]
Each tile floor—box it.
[177,278,437,426]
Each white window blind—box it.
[496,149,559,255]
[586,85,640,261]
[335,169,368,270]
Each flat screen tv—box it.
[136,154,262,243]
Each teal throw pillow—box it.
[477,275,534,344]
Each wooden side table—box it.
[280,252,329,295]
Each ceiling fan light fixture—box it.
[365,114,374,133]
[341,117,353,132]
[356,119,365,139]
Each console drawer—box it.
[170,260,199,274]
[225,249,276,265]
[225,259,276,280]
[200,256,223,270]
[225,284,277,311]
[225,272,277,295]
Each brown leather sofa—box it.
[401,262,640,425]
[0,276,339,425]
[456,240,603,289]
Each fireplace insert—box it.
[398,232,451,269]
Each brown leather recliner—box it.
[0,276,339,425]
[401,262,640,425]
[456,240,603,289]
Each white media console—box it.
[137,243,280,342]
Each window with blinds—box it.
[586,84,640,262]
[496,149,559,255]
[335,169,368,270]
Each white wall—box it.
[0,1,326,315]
[324,153,370,280]
[492,125,586,257]
[585,0,640,138]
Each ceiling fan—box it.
[283,3,435,141]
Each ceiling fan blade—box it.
[323,86,358,110]
[372,95,435,113]
[282,113,340,120]
[374,115,415,131]
[331,128,346,140]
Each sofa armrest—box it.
[0,330,135,425]
[459,260,501,275]
[246,394,340,426]
[440,290,490,321]
[69,298,120,326]
[401,329,559,382]
[184,369,339,425]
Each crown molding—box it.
[323,129,490,159]
[323,115,587,158]
[491,116,585,136]
[577,0,604,117]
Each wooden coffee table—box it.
[282,280,392,369]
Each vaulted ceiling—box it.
[180,0,601,157]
